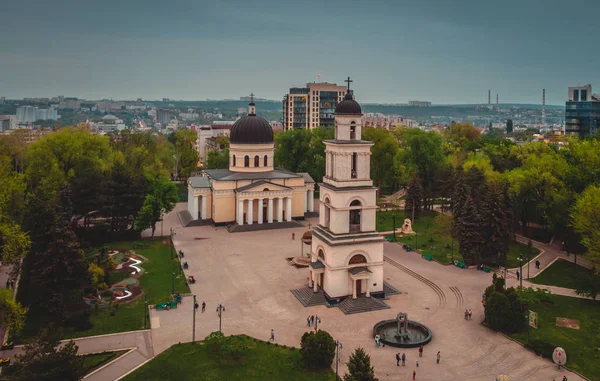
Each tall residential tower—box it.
[283,82,347,130]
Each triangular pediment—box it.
[235,180,291,193]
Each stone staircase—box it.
[338,296,390,315]
[383,281,401,296]
[177,210,193,227]
[290,286,329,307]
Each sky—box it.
[1,0,599,105]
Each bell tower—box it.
[309,78,384,302]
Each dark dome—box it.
[230,115,274,144]
[335,92,362,115]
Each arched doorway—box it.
[349,254,367,296]
[349,200,361,233]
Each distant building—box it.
[283,82,347,130]
[198,121,234,164]
[362,113,414,129]
[565,84,600,137]
[0,115,17,131]
[408,100,431,107]
[91,114,127,134]
[0,97,5,104]
[157,109,176,126]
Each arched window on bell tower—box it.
[350,122,356,140]
[349,200,361,233]
[351,153,357,179]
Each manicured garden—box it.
[510,294,600,380]
[122,335,337,381]
[16,239,189,341]
[530,259,592,289]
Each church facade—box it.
[187,99,315,226]
[308,82,384,301]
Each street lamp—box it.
[451,237,454,262]
[216,304,225,332]
[314,315,321,332]
[415,231,419,251]
[517,254,524,288]
[170,227,175,259]
[193,295,197,343]
[335,340,343,379]
[392,211,396,241]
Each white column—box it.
[191,195,199,220]
[258,199,264,224]
[313,272,318,293]
[237,199,244,225]
[308,190,314,212]
[308,270,313,288]
[247,199,253,225]
[200,195,207,220]
[277,198,283,222]
[352,279,357,299]
[285,197,292,222]
[268,198,274,223]
[366,279,371,298]
[304,191,308,212]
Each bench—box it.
[156,300,178,310]
[456,262,466,269]
[423,254,433,261]
[385,236,394,242]
[483,266,491,273]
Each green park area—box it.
[16,239,189,341]
[122,335,337,381]
[510,294,600,380]
[530,259,592,289]
[376,210,537,265]
[82,350,129,376]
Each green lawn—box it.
[122,335,337,381]
[377,210,537,265]
[17,238,189,341]
[510,294,600,380]
[82,350,129,375]
[505,242,541,269]
[530,259,592,289]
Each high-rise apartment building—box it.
[156,109,176,126]
[565,84,600,137]
[283,82,347,130]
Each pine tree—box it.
[344,347,378,381]
[481,182,512,266]
[457,195,485,265]
[404,172,423,221]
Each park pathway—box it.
[1,330,154,381]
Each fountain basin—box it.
[373,319,432,348]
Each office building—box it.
[283,82,347,130]
[565,85,600,137]
[0,115,17,131]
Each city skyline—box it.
[1,0,599,104]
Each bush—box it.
[300,330,335,370]
[526,339,555,358]
[484,274,526,334]
[65,312,93,332]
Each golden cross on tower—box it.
[344,76,353,91]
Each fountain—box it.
[373,312,432,348]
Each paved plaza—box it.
[148,203,583,381]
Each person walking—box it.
[416,360,419,368]
[412,370,416,380]
[396,353,400,366]
[436,351,441,364]
[516,270,520,281]
[401,352,406,366]
[306,316,310,327]
[270,329,275,342]
[468,309,472,320]
[292,233,295,240]
[311,315,314,326]
[464,309,469,320]
[535,260,541,270]
[418,344,423,357]
[201,301,206,312]
[194,301,199,311]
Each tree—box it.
[444,122,481,152]
[174,129,200,181]
[6,327,84,381]
[480,182,512,266]
[206,148,229,169]
[362,127,399,193]
[0,288,27,335]
[456,195,484,265]
[134,177,178,236]
[29,225,89,321]
[300,330,335,370]
[576,268,600,300]
[344,347,378,381]
[404,172,422,220]
[571,185,600,265]
[484,274,526,334]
